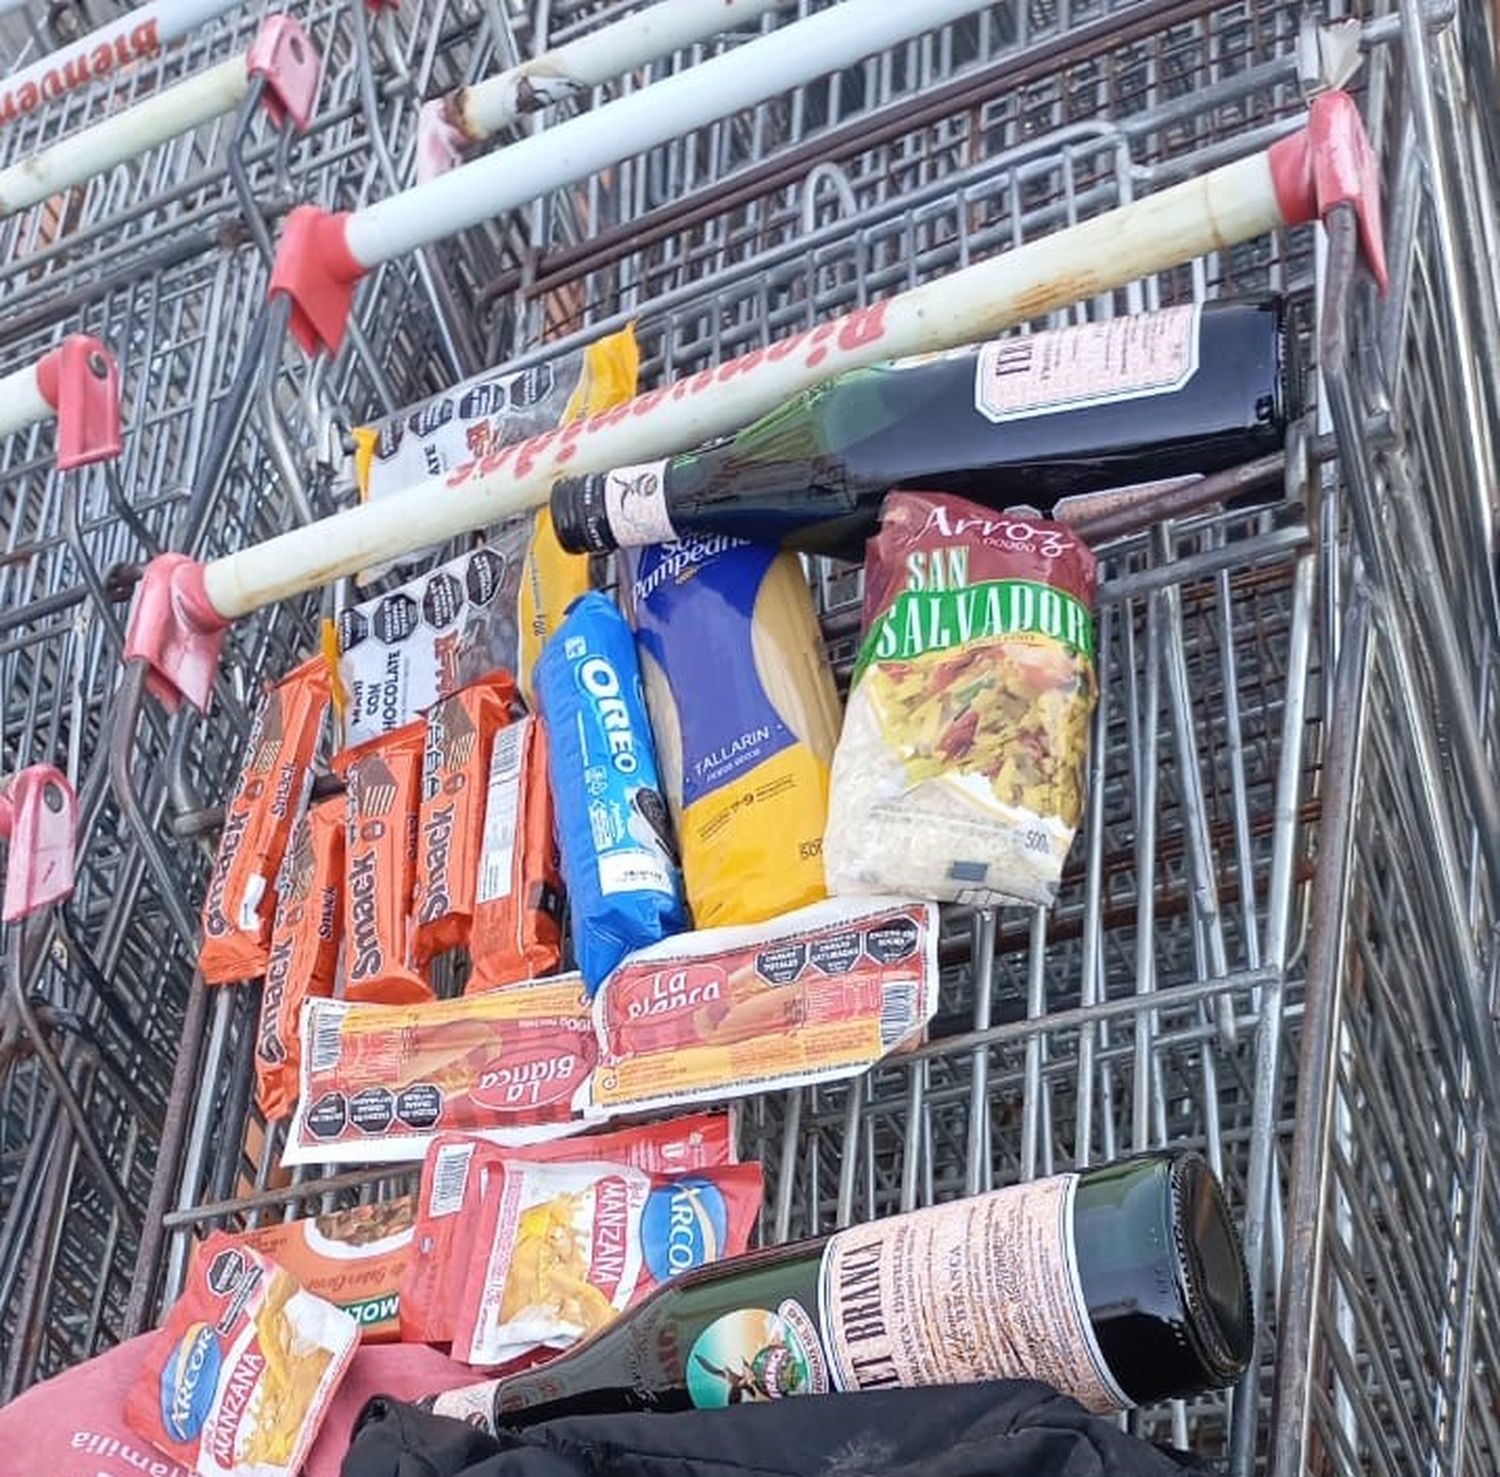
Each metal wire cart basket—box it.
[2,1,1498,1472]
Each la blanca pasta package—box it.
[623,536,843,930]
[451,1159,762,1368]
[536,592,687,992]
[199,658,330,984]
[824,493,1099,908]
[589,895,939,1120]
[284,976,598,1166]
[124,1233,357,1477]
[400,1113,735,1346]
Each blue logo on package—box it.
[643,1176,729,1281]
[160,1321,221,1442]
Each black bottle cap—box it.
[550,473,618,555]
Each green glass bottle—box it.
[428,1152,1252,1432]
[550,297,1295,559]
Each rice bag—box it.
[124,1233,357,1477]
[339,723,431,1004]
[824,492,1099,908]
[623,536,843,930]
[535,593,686,992]
[467,713,564,993]
[199,658,329,984]
[411,672,519,964]
[284,976,596,1166]
[450,1159,762,1367]
[400,1112,733,1347]
[255,791,345,1121]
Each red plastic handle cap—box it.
[269,205,365,356]
[34,335,122,469]
[123,553,232,713]
[0,766,78,922]
[1269,89,1389,292]
[248,16,322,134]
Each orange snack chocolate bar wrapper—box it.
[467,713,564,993]
[125,1231,358,1476]
[255,792,345,1121]
[411,673,518,965]
[338,721,430,1004]
[400,1112,734,1346]
[190,1199,416,1343]
[284,975,596,1166]
[199,657,330,984]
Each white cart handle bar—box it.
[0,336,121,468]
[0,17,319,221]
[124,88,1385,713]
[416,0,786,182]
[0,0,252,130]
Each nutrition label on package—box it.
[817,1173,1128,1413]
[974,303,1201,424]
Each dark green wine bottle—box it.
[428,1152,1252,1432]
[550,297,1295,559]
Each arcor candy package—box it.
[449,1159,762,1368]
[535,593,687,992]
[124,1233,357,1477]
[824,492,1099,908]
[399,1113,734,1347]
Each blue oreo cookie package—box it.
[536,592,688,991]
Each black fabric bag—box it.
[342,1381,1218,1477]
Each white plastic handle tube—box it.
[0,55,247,217]
[347,0,998,269]
[0,0,247,126]
[207,147,1292,618]
[0,359,53,439]
[456,0,785,141]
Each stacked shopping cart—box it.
[1,1,1498,1472]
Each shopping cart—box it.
[14,1,1500,1473]
[0,0,507,1387]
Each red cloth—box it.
[0,1335,475,1477]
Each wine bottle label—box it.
[603,461,677,547]
[431,1377,503,1426]
[817,1173,1130,1413]
[974,303,1201,425]
[687,1299,831,1407]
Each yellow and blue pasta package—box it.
[622,536,843,930]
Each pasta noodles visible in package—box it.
[624,537,842,929]
[192,1199,415,1343]
[467,714,564,993]
[450,1159,762,1368]
[199,658,330,984]
[589,895,939,1120]
[255,792,345,1121]
[333,528,530,751]
[824,492,1099,908]
[410,673,519,965]
[338,723,431,1004]
[536,593,687,993]
[284,976,597,1166]
[124,1232,357,1477]
[400,1113,733,1347]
